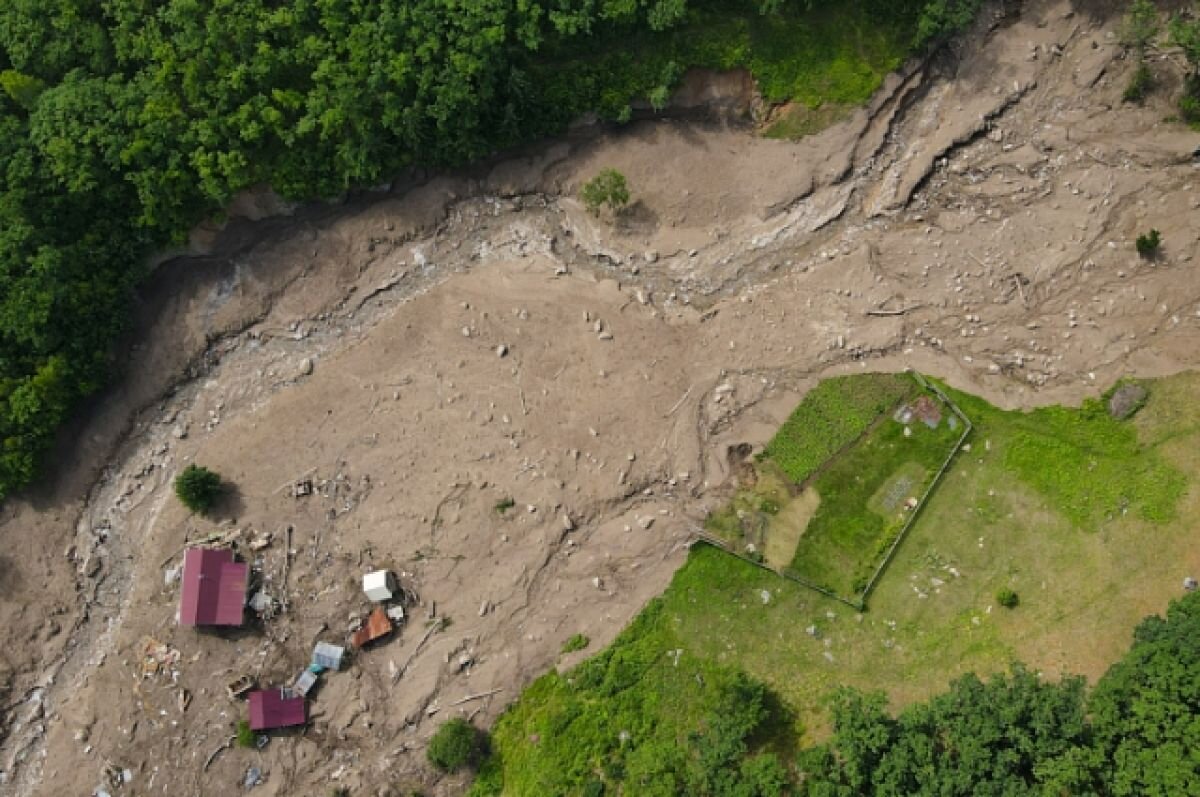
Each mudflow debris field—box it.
[2,1,1200,795]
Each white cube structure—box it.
[363,570,396,602]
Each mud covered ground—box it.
[1,1,1199,794]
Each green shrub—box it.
[236,720,256,748]
[174,465,223,514]
[997,588,1019,609]
[1136,229,1162,258]
[1123,62,1154,103]
[428,717,484,772]
[1121,0,1160,52]
[915,0,985,48]
[0,70,46,110]
[1180,77,1200,125]
[580,169,630,216]
[562,633,590,654]
[1170,13,1200,124]
[494,497,515,514]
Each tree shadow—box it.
[0,555,22,598]
[210,480,246,523]
[753,684,802,758]
[194,619,263,644]
[615,199,661,237]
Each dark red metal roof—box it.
[179,547,248,627]
[248,689,306,731]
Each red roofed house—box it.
[248,689,306,731]
[179,547,248,627]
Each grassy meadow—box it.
[785,390,962,597]
[474,373,1200,794]
[709,371,965,600]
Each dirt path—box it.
[2,1,1199,794]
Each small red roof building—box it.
[248,689,306,731]
[179,547,248,627]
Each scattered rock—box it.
[1108,383,1147,419]
[244,767,263,788]
[297,357,314,376]
[79,553,102,579]
[637,516,654,530]
[1185,577,1198,592]
[496,344,508,358]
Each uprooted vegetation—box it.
[476,372,1200,794]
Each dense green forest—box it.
[799,588,1200,795]
[473,582,1200,795]
[0,0,981,500]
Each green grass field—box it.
[762,373,914,483]
[710,373,962,600]
[475,373,1200,793]
[787,390,963,597]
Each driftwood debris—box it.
[203,735,236,771]
[449,688,503,707]
[280,525,294,611]
[273,466,318,496]
[1013,273,1029,307]
[158,530,229,569]
[865,304,924,317]
[664,386,694,418]
[392,618,444,684]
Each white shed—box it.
[363,570,397,602]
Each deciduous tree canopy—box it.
[800,590,1200,796]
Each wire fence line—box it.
[858,371,973,606]
[690,370,973,612]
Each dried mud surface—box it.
[2,1,1199,794]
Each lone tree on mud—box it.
[174,464,223,515]
[580,168,630,216]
